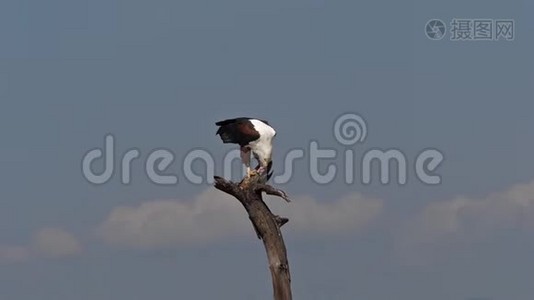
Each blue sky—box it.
[1,0,533,299]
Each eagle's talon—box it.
[246,168,258,179]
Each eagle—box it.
[216,117,276,180]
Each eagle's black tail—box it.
[266,165,274,182]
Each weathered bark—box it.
[213,175,292,300]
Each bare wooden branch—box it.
[213,175,292,300]
[254,184,291,203]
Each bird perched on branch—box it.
[215,117,276,181]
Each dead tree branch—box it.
[213,175,292,300]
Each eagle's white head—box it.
[248,119,276,170]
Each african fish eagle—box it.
[215,117,276,180]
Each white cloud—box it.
[96,189,249,249]
[96,188,383,250]
[0,228,82,264]
[0,245,31,265]
[396,180,534,264]
[266,192,383,236]
[32,227,83,258]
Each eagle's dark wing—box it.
[215,118,260,146]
